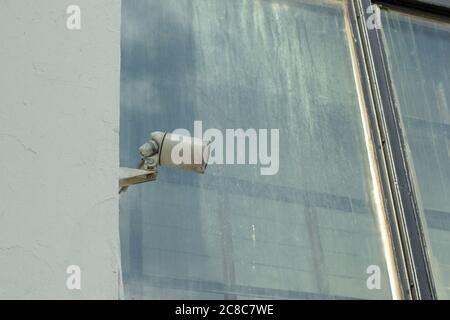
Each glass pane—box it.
[380,10,450,298]
[120,0,394,299]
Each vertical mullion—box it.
[344,0,407,300]
[348,0,437,299]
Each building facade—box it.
[1,0,450,300]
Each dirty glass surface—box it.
[381,10,450,298]
[120,0,393,299]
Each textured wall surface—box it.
[0,0,121,299]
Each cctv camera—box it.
[119,131,211,194]
[141,131,211,174]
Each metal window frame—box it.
[347,0,450,300]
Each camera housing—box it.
[140,131,210,174]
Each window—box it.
[380,8,450,299]
[120,0,397,299]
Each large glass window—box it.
[120,0,395,299]
[380,9,450,298]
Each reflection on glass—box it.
[120,0,393,299]
[381,10,450,298]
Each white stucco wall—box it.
[0,0,121,299]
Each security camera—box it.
[143,131,210,174]
[119,131,211,194]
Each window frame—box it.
[348,0,450,300]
